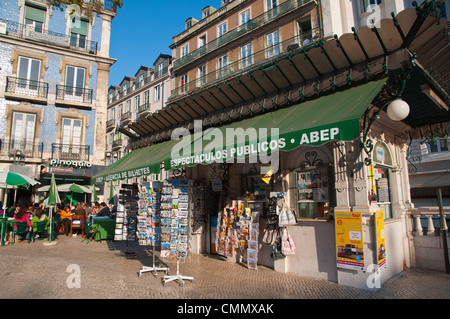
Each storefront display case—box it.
[296,166,334,219]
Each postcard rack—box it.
[160,179,194,287]
[138,182,169,277]
[115,184,139,257]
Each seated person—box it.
[58,206,74,236]
[30,208,50,239]
[95,202,111,218]
[13,203,32,241]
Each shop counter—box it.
[92,218,115,240]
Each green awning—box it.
[170,78,387,168]
[92,139,180,184]
[93,79,386,183]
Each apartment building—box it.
[0,0,119,205]
[94,0,449,289]
[106,54,172,164]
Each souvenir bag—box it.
[281,227,296,256]
[262,224,277,246]
[266,197,278,225]
[277,197,297,226]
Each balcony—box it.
[112,139,122,150]
[171,32,321,98]
[55,85,93,108]
[137,103,151,116]
[0,140,44,161]
[0,18,98,55]
[51,144,90,162]
[106,119,116,133]
[173,0,313,70]
[5,76,49,104]
[120,111,132,125]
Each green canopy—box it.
[92,79,387,183]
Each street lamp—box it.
[387,98,410,121]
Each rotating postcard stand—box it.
[160,179,193,287]
[138,182,169,277]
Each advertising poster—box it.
[375,211,386,268]
[335,212,365,271]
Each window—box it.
[429,137,449,153]
[241,43,252,68]
[266,30,280,57]
[298,16,313,46]
[61,117,82,154]
[70,17,88,48]
[361,0,382,13]
[218,55,228,78]
[139,73,145,85]
[125,100,131,113]
[144,90,150,106]
[11,112,36,150]
[181,44,189,58]
[240,8,251,25]
[218,22,227,37]
[296,166,332,219]
[24,4,46,33]
[198,65,207,85]
[372,141,394,219]
[123,84,128,94]
[134,95,140,110]
[65,65,86,101]
[18,56,41,91]
[199,34,207,48]
[118,104,123,117]
[180,74,188,93]
[157,62,165,77]
[109,107,115,120]
[267,0,278,11]
[154,85,161,101]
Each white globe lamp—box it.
[387,98,410,121]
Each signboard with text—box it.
[375,211,386,268]
[335,212,365,271]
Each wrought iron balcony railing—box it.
[171,31,321,98]
[0,140,44,160]
[0,18,98,54]
[51,144,90,161]
[5,76,49,99]
[56,85,93,105]
[106,119,116,128]
[173,0,312,70]
[112,139,122,149]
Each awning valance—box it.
[93,79,386,183]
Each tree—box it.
[45,0,123,17]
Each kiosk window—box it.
[372,142,393,219]
[297,167,331,219]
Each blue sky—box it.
[108,0,223,87]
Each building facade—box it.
[0,0,118,205]
[94,0,449,289]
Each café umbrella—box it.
[45,174,60,245]
[0,171,39,246]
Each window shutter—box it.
[25,5,45,23]
[71,18,88,36]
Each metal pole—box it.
[437,189,449,274]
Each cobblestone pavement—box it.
[0,236,449,301]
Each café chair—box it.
[82,221,100,243]
[11,221,30,244]
[30,221,48,243]
[70,215,85,237]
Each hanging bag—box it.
[281,227,296,256]
[262,224,277,246]
[266,197,279,225]
[278,197,297,226]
